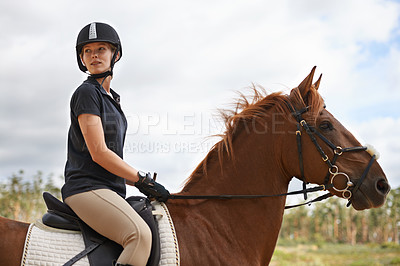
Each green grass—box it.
[270,243,400,265]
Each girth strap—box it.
[63,240,103,266]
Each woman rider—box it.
[61,22,170,266]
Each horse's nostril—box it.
[376,179,390,195]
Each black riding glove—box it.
[135,171,170,202]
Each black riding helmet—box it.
[76,22,122,78]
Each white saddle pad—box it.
[21,201,179,266]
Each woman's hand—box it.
[135,171,170,202]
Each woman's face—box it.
[81,42,115,74]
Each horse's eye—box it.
[319,121,333,131]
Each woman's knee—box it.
[139,223,152,249]
[119,222,152,265]
[124,221,152,249]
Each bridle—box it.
[286,100,377,207]
[169,98,378,209]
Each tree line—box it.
[279,187,400,245]
[0,170,61,222]
[0,171,399,246]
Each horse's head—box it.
[285,67,390,210]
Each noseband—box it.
[287,101,377,206]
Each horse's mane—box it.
[214,87,289,160]
[182,84,324,189]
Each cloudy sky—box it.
[1,0,399,199]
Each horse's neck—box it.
[169,122,290,264]
[182,123,290,196]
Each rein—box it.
[170,186,332,209]
[168,98,377,209]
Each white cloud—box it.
[349,117,400,188]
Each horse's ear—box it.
[298,66,316,98]
[313,74,322,91]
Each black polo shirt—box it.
[62,76,128,201]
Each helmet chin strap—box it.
[93,71,111,91]
[90,70,113,79]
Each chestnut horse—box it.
[0,67,390,265]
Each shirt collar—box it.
[86,76,121,104]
